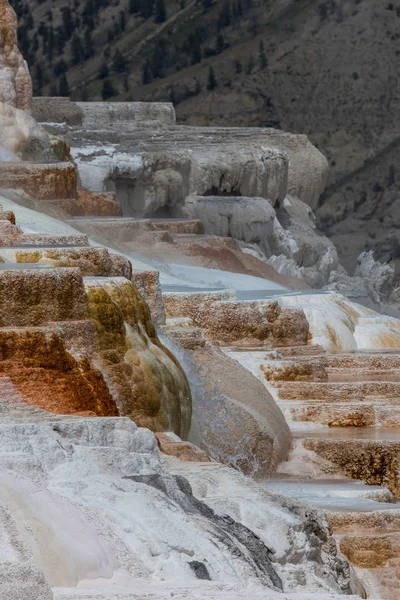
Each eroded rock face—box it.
[183,195,276,253]
[0,0,32,111]
[0,327,117,416]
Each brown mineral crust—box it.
[163,291,236,320]
[164,294,308,346]
[339,536,394,568]
[72,189,122,217]
[151,220,204,234]
[0,233,88,247]
[0,162,77,200]
[290,404,375,428]
[269,307,309,347]
[327,511,400,535]
[0,210,15,224]
[155,432,210,462]
[261,359,328,383]
[0,267,89,327]
[14,247,132,278]
[108,253,132,279]
[302,438,400,495]
[322,354,400,370]
[0,328,117,416]
[277,381,400,401]
[0,219,20,235]
[132,269,166,324]
[85,278,192,438]
[161,324,205,350]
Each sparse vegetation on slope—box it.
[13,0,400,274]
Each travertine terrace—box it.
[1,2,400,598]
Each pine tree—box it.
[60,6,73,40]
[101,79,117,100]
[99,61,109,79]
[112,49,127,73]
[71,34,83,66]
[259,40,267,69]
[120,10,126,31]
[190,34,201,65]
[142,60,154,84]
[207,66,217,90]
[53,59,68,76]
[84,28,94,59]
[154,0,167,23]
[58,73,70,96]
[216,33,224,54]
[234,59,242,74]
[217,0,231,28]
[129,0,140,13]
[246,53,255,73]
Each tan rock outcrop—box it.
[302,437,400,495]
[9,246,131,278]
[0,267,88,327]
[0,0,32,110]
[0,162,77,200]
[164,293,309,346]
[262,359,328,383]
[155,432,210,462]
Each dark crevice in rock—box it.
[127,473,283,590]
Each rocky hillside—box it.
[12,0,400,274]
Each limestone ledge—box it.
[0,162,77,200]
[2,246,131,278]
[163,291,309,346]
[0,265,191,436]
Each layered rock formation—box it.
[0,202,192,436]
[0,0,31,110]
[0,0,68,160]
[2,11,400,599]
[36,102,390,301]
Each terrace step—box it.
[0,162,77,200]
[66,217,204,242]
[284,401,400,428]
[0,233,88,247]
[277,381,400,401]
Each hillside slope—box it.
[13,0,400,274]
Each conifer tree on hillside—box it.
[99,61,109,79]
[101,78,117,99]
[71,34,83,65]
[154,0,167,23]
[207,66,217,90]
[112,48,127,73]
[259,40,267,69]
[58,73,70,96]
